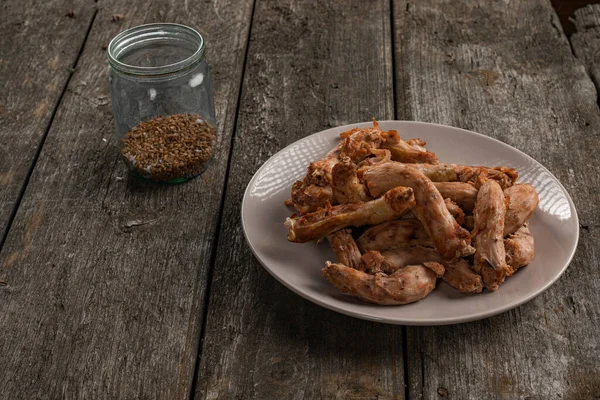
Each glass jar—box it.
[107,23,216,183]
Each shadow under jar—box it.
[107,23,217,183]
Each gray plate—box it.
[241,121,579,325]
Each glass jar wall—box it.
[107,23,216,183]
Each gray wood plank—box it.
[393,0,600,399]
[0,0,96,244]
[571,4,600,93]
[0,0,253,398]
[193,1,405,399]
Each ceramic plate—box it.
[241,121,579,325]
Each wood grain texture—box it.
[394,0,600,399]
[0,0,253,398]
[571,4,600,93]
[194,1,405,399]
[0,0,96,243]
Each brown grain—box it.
[120,114,216,182]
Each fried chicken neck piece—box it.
[435,182,478,212]
[505,224,534,273]
[322,261,443,305]
[363,162,474,261]
[286,186,415,243]
[380,129,439,164]
[356,201,467,252]
[287,181,335,215]
[375,247,482,294]
[365,162,517,192]
[357,219,432,252]
[444,198,465,226]
[472,180,511,291]
[326,229,364,270]
[504,184,539,236]
[331,157,370,204]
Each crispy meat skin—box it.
[504,184,539,236]
[380,130,439,164]
[286,186,415,243]
[444,198,465,226]
[472,180,511,291]
[361,250,387,274]
[326,229,364,270]
[365,162,517,192]
[331,157,370,204]
[322,262,441,305]
[435,182,478,212]
[356,148,391,179]
[357,219,432,252]
[363,162,474,261]
[361,249,448,276]
[505,224,534,273]
[380,246,483,294]
[289,181,335,214]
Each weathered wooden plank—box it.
[571,4,600,93]
[194,1,404,399]
[0,0,253,398]
[393,0,600,398]
[0,0,96,243]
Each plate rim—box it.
[241,120,580,325]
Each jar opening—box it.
[107,23,205,76]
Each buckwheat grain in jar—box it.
[107,23,216,183]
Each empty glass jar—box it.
[107,23,216,183]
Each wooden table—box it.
[1,1,599,398]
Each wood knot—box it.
[118,211,159,233]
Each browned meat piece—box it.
[430,183,538,230]
[435,182,478,212]
[322,261,442,305]
[362,249,451,276]
[361,250,386,274]
[365,162,517,191]
[401,201,464,226]
[472,180,511,291]
[286,186,415,243]
[380,130,439,164]
[288,123,387,213]
[338,122,386,163]
[331,157,370,204]
[504,184,539,236]
[406,138,427,149]
[357,219,433,252]
[363,162,474,261]
[326,229,364,270]
[379,246,483,294]
[356,148,392,178]
[444,198,465,226]
[505,224,534,273]
[483,166,519,188]
[442,258,484,294]
[289,181,335,214]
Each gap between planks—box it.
[0,9,99,252]
[187,0,258,399]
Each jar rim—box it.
[107,23,205,76]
